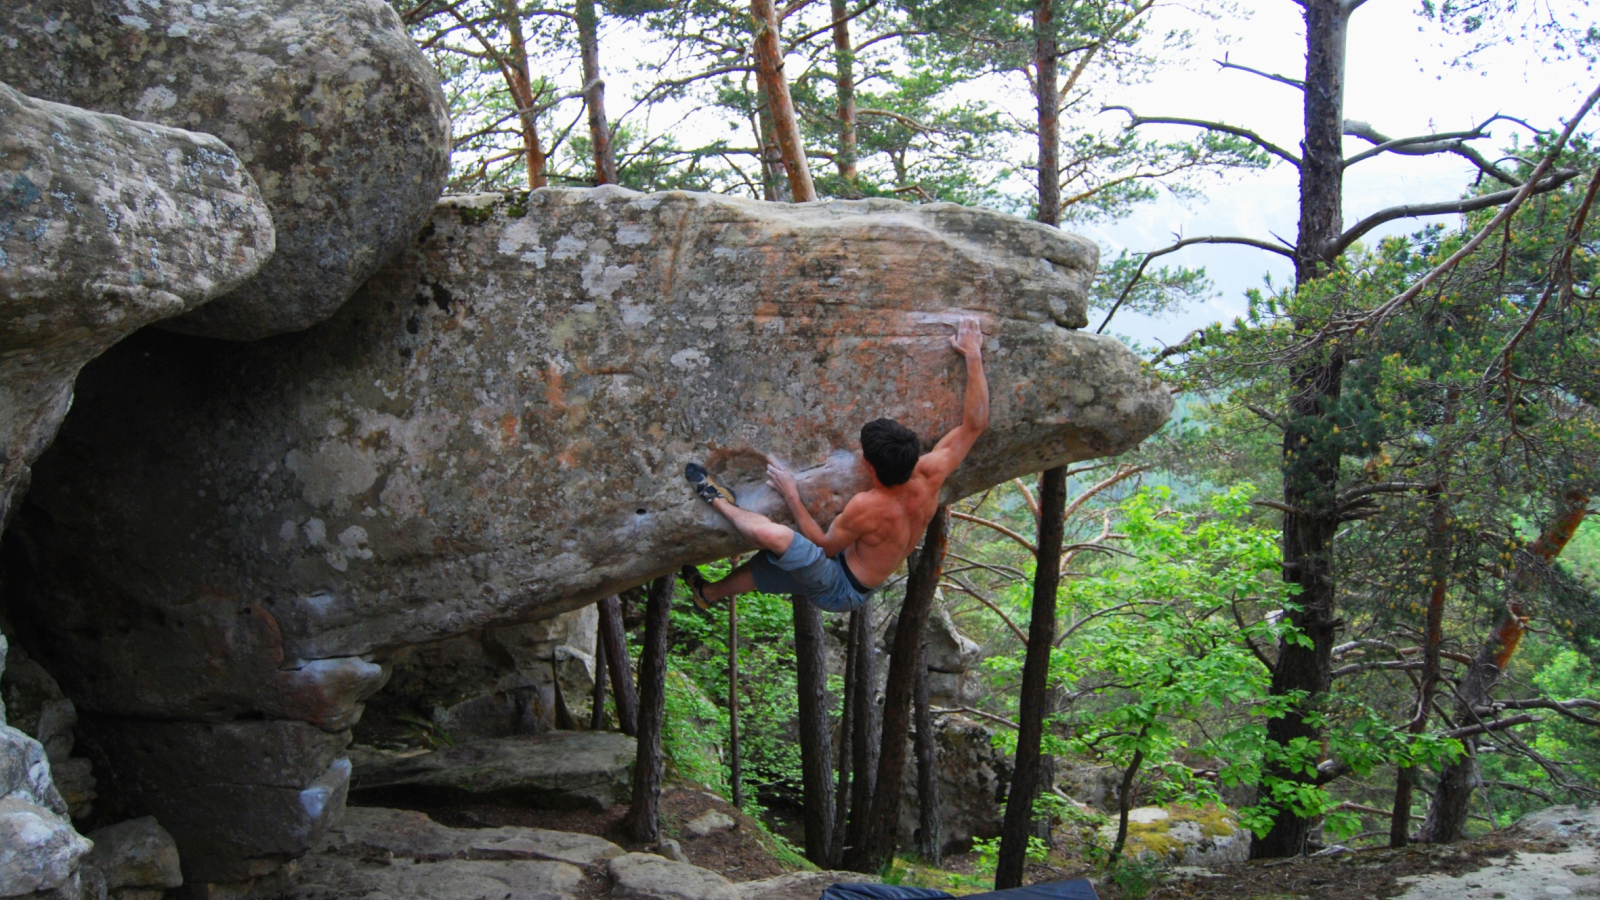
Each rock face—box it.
[608,852,739,900]
[321,807,623,867]
[75,718,354,883]
[358,606,600,745]
[347,731,636,811]
[898,714,1011,854]
[2,637,96,821]
[4,186,1170,882]
[1097,806,1250,867]
[0,637,93,899]
[83,817,184,893]
[0,81,273,527]
[0,0,452,340]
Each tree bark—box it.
[598,595,638,736]
[1252,0,1352,859]
[1420,492,1589,842]
[829,0,858,190]
[914,644,943,864]
[500,0,549,189]
[591,625,609,730]
[1392,483,1450,847]
[794,593,836,866]
[750,0,817,202]
[1109,736,1148,862]
[624,574,675,843]
[843,507,947,873]
[729,596,744,808]
[754,81,788,202]
[995,468,1066,888]
[845,604,880,858]
[1032,0,1061,227]
[831,610,858,866]
[575,0,617,185]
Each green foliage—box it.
[668,564,810,811]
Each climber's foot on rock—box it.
[685,462,736,506]
[680,565,714,610]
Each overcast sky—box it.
[1073,0,1598,349]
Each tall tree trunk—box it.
[1392,483,1450,847]
[754,82,787,202]
[500,0,549,189]
[1420,492,1589,842]
[575,0,617,185]
[729,596,744,808]
[625,574,675,843]
[844,507,948,873]
[995,468,1065,888]
[831,611,858,866]
[914,646,942,864]
[845,605,880,857]
[1252,0,1351,860]
[794,594,836,865]
[829,0,858,190]
[1033,0,1060,227]
[598,595,638,736]
[591,627,610,730]
[750,0,817,202]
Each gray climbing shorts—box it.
[749,531,873,613]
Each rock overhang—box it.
[9,185,1172,719]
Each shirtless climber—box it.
[680,316,989,613]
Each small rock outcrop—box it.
[83,816,184,898]
[0,0,452,340]
[609,852,740,900]
[898,714,1011,854]
[0,80,273,526]
[0,636,93,899]
[1096,806,1250,867]
[5,186,1170,883]
[348,731,636,811]
[320,806,623,867]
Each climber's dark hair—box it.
[860,418,921,486]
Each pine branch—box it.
[1105,106,1302,167]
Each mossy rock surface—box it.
[1099,805,1250,867]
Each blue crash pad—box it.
[959,879,1100,900]
[819,887,954,900]
[818,879,1099,900]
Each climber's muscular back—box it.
[783,317,990,589]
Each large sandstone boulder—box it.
[4,186,1170,883]
[0,0,452,340]
[0,81,272,527]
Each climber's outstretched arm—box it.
[915,317,989,486]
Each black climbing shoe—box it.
[685,462,736,506]
[681,565,714,611]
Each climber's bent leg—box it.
[711,498,794,556]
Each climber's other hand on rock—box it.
[766,460,799,500]
[951,316,983,358]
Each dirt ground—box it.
[358,791,1596,900]
[1088,828,1584,900]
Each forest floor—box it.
[379,789,1599,900]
